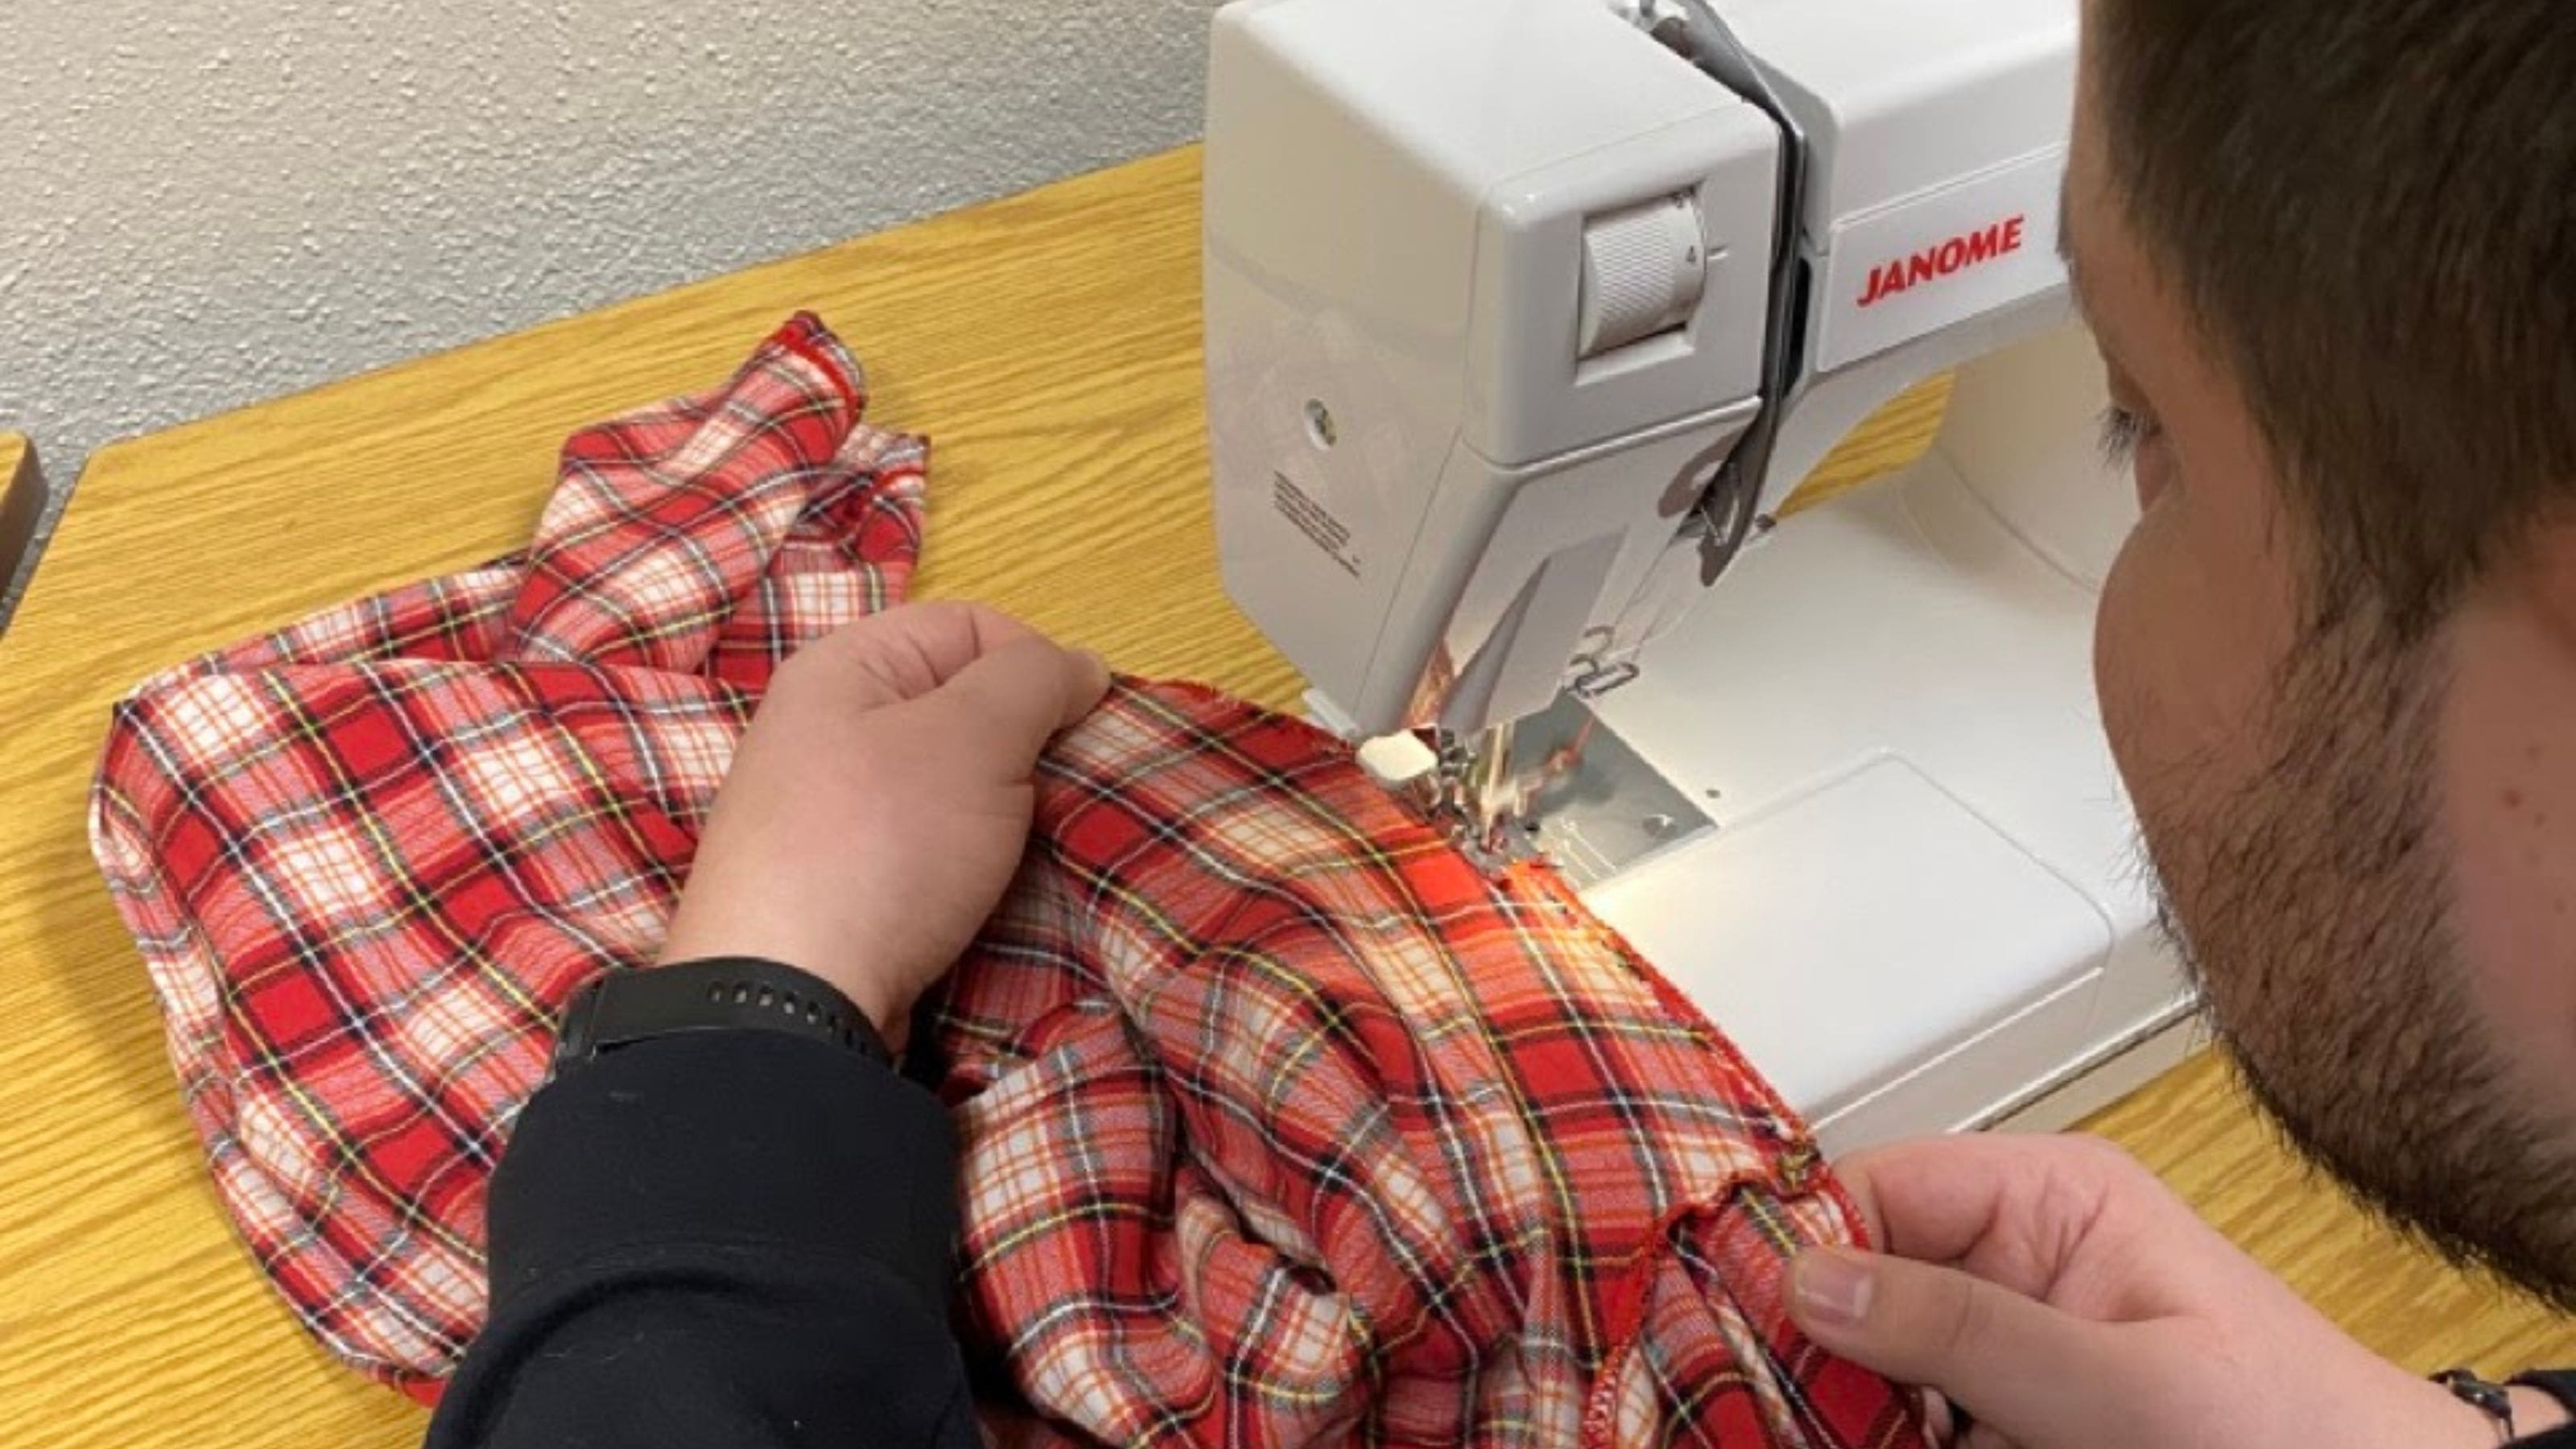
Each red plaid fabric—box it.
[939,685,1917,1448]
[91,314,922,1388]
[91,314,1923,1448]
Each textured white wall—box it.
[0,0,1213,600]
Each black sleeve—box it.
[423,1029,976,1449]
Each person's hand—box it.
[657,601,1110,1043]
[1785,1133,2565,1448]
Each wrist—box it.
[604,955,893,1064]
[2420,1373,2574,1447]
[2511,1386,2572,1440]
[840,975,914,1043]
[656,923,904,1036]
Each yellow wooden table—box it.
[2,148,2565,1447]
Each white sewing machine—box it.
[1203,0,2197,1152]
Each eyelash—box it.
[2098,404,2161,466]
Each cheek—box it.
[2094,506,2205,795]
[2093,497,2298,822]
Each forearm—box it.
[426,1028,974,1449]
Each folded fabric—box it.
[91,314,1923,1447]
[939,683,1918,1447]
[92,313,922,1388]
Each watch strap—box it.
[552,956,894,1078]
[2437,1368,2516,1442]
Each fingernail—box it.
[1792,1249,1876,1328]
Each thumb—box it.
[917,637,1112,764]
[1789,1247,2124,1443]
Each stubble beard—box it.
[2139,613,2576,1310]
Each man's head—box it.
[2073,0,2576,1300]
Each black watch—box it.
[548,956,894,1082]
[2438,1367,2525,1442]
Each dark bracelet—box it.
[549,956,894,1084]
[2435,1367,2516,1442]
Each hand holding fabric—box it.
[659,601,1110,1041]
[1785,1133,2557,1449]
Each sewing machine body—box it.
[1204,0,2194,1150]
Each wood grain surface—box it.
[1,147,2563,1447]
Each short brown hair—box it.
[2091,0,2575,636]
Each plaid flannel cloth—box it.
[91,315,1923,1448]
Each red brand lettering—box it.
[1856,213,2028,308]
